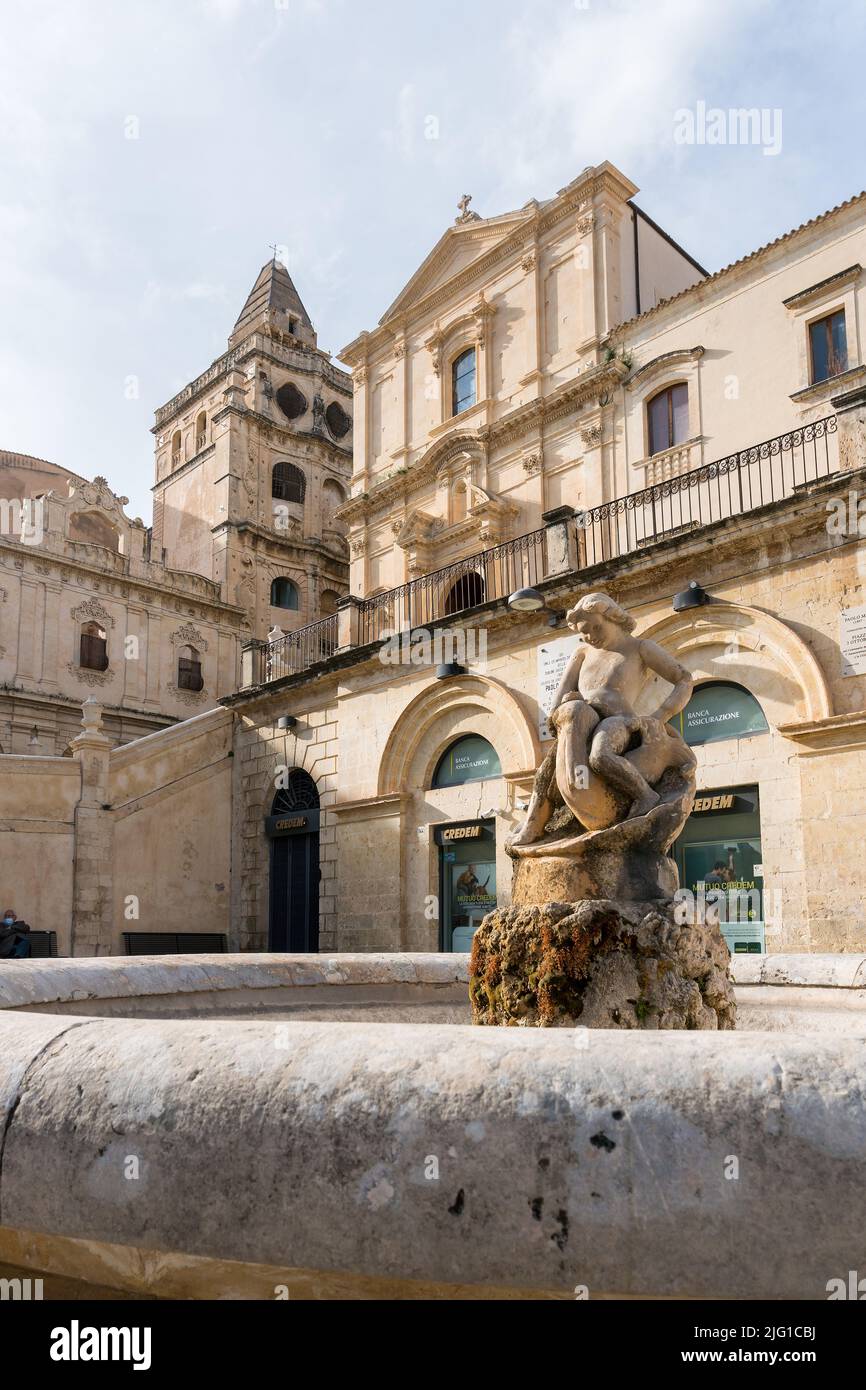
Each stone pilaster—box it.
[69,698,114,956]
[831,384,866,473]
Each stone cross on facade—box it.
[455,194,480,224]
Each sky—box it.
[1,0,863,522]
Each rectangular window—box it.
[178,658,203,691]
[79,633,108,671]
[809,309,847,384]
[647,382,689,456]
[452,348,477,415]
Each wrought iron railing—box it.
[575,416,838,566]
[246,613,339,686]
[358,528,547,645]
[239,416,841,689]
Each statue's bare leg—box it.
[589,716,661,819]
[507,749,556,847]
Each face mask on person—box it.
[3,916,14,926]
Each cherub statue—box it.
[509,592,695,850]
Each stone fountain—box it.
[470,592,737,1029]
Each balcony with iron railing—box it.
[239,413,844,691]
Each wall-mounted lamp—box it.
[276,715,298,730]
[673,580,710,613]
[507,588,564,627]
[435,662,466,680]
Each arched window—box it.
[444,570,484,614]
[271,577,300,610]
[272,770,319,813]
[647,383,689,456]
[452,348,477,416]
[433,735,501,788]
[272,462,306,503]
[195,411,207,452]
[171,429,182,464]
[177,644,203,692]
[79,621,108,672]
[322,478,346,519]
[670,681,769,747]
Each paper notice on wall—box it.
[537,633,581,740]
[840,605,866,676]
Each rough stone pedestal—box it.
[469,898,737,1030]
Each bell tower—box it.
[151,257,352,642]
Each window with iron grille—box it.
[647,382,689,456]
[177,646,204,691]
[272,770,319,813]
[271,577,300,609]
[272,461,306,502]
[79,622,108,672]
[452,348,477,416]
[809,310,847,384]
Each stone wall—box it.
[232,688,340,950]
[0,754,78,952]
[0,701,233,955]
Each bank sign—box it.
[673,683,768,747]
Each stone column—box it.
[337,594,363,652]
[831,383,866,472]
[542,506,580,577]
[69,698,114,956]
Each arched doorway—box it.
[266,770,320,952]
[444,570,484,614]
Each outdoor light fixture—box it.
[276,715,298,729]
[435,662,466,680]
[507,587,564,627]
[673,580,710,613]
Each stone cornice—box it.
[790,363,866,404]
[0,536,246,622]
[782,263,862,311]
[153,335,351,430]
[221,519,349,572]
[627,347,705,391]
[337,359,627,525]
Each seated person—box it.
[0,907,32,959]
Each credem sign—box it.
[691,792,750,815]
[265,809,320,837]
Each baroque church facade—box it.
[0,261,352,755]
[4,161,866,961]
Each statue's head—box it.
[566,592,635,646]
